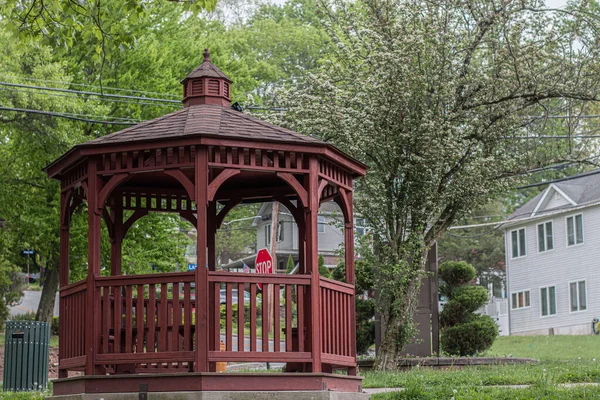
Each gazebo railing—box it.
[319,277,356,366]
[60,271,356,375]
[208,271,312,364]
[95,272,196,372]
[59,280,87,370]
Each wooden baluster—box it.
[250,284,257,352]
[159,283,168,352]
[262,284,269,352]
[274,284,280,352]
[125,285,133,353]
[297,286,304,352]
[102,287,110,354]
[172,283,181,351]
[137,285,144,354]
[114,286,122,353]
[226,283,233,352]
[184,282,191,351]
[213,282,220,352]
[238,283,244,352]
[285,285,292,352]
[148,284,156,354]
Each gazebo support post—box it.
[195,147,210,372]
[207,200,217,372]
[342,190,357,376]
[58,191,70,379]
[85,160,101,375]
[306,157,322,372]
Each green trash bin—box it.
[3,321,50,392]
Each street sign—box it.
[255,248,273,290]
[21,250,34,256]
[187,263,197,271]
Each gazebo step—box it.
[51,372,365,397]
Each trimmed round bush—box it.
[441,314,499,356]
[451,285,488,313]
[439,300,468,328]
[439,261,476,288]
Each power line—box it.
[0,76,181,99]
[517,169,600,189]
[0,106,137,125]
[0,87,182,108]
[0,82,181,104]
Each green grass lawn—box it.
[365,335,600,399]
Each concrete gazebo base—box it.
[49,372,367,399]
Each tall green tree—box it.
[284,0,600,369]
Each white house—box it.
[504,171,600,335]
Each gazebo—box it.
[45,50,367,397]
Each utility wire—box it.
[0,76,181,99]
[0,82,181,104]
[0,106,137,125]
[0,87,182,108]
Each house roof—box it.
[84,104,324,146]
[508,170,600,224]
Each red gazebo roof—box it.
[86,105,324,146]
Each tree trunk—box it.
[373,259,424,370]
[36,264,59,323]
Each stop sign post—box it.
[255,248,273,290]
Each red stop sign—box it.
[255,248,273,290]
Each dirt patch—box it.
[0,346,59,380]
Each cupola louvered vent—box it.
[191,79,203,95]
[208,79,220,95]
[224,82,230,98]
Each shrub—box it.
[51,317,59,336]
[451,286,489,313]
[439,261,497,356]
[11,311,36,321]
[440,314,499,356]
[0,257,24,327]
[438,261,475,296]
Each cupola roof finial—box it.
[203,48,210,62]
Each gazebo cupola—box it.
[181,48,231,107]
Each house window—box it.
[511,290,530,309]
[266,222,284,245]
[537,222,553,252]
[566,214,583,246]
[511,228,526,258]
[277,221,284,242]
[569,280,587,312]
[318,216,325,233]
[540,286,557,316]
[265,224,271,246]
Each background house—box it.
[504,171,600,335]
[222,201,365,272]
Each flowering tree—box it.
[284,0,600,369]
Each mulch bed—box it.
[359,357,537,371]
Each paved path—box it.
[9,290,59,317]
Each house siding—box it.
[506,206,600,335]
